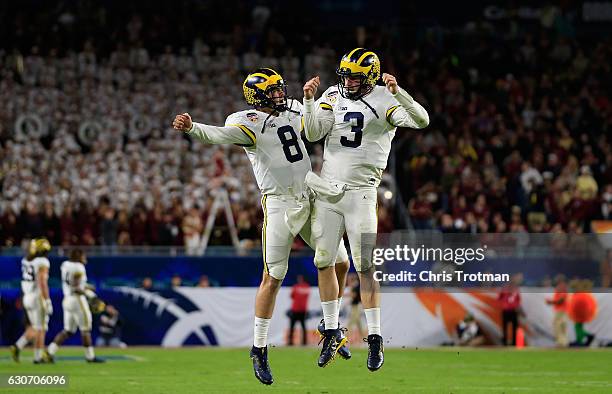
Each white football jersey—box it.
[20,257,50,295]
[311,85,428,187]
[189,99,311,196]
[60,260,87,296]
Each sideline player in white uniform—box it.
[10,238,52,364]
[45,249,104,363]
[302,48,429,370]
[172,68,351,385]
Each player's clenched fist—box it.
[172,113,193,132]
[382,73,398,95]
[303,76,320,100]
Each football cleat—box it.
[365,334,384,372]
[250,346,273,385]
[43,350,54,363]
[10,345,20,363]
[317,319,351,360]
[86,357,106,363]
[337,339,352,360]
[318,329,347,368]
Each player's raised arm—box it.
[172,112,256,146]
[302,76,334,141]
[383,73,429,129]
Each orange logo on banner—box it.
[414,289,503,338]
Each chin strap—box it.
[359,97,379,119]
[338,82,379,118]
[261,111,274,134]
[286,96,300,115]
[260,99,300,133]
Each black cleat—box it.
[10,346,20,363]
[86,357,106,363]
[250,346,273,385]
[366,334,384,372]
[317,319,351,360]
[43,350,55,364]
[337,341,352,360]
[318,329,347,368]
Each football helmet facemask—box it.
[336,48,381,100]
[243,68,289,112]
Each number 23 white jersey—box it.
[20,257,50,295]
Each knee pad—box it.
[314,248,336,269]
[266,262,288,281]
[353,256,374,273]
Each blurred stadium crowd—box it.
[0,1,611,249]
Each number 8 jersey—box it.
[305,85,429,188]
[189,99,310,196]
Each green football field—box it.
[1,347,611,393]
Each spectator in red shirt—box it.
[498,273,523,346]
[287,275,310,346]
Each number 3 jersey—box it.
[20,256,50,295]
[304,85,429,188]
[188,99,311,196]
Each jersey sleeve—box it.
[34,257,50,272]
[386,87,429,129]
[302,87,335,142]
[186,113,256,147]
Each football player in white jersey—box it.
[172,68,351,385]
[302,48,429,370]
[45,249,104,363]
[10,238,53,364]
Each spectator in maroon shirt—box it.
[100,206,118,246]
[409,191,434,230]
[148,204,164,245]
[41,202,60,245]
[0,210,20,247]
[130,206,149,245]
[75,201,97,245]
[59,204,77,246]
[472,194,490,222]
[19,201,44,239]
[287,275,310,346]
[377,205,394,234]
[498,273,523,346]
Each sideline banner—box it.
[2,287,611,347]
[94,287,612,347]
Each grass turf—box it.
[1,347,611,393]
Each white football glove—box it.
[84,288,97,300]
[43,298,53,316]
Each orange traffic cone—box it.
[516,327,525,348]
